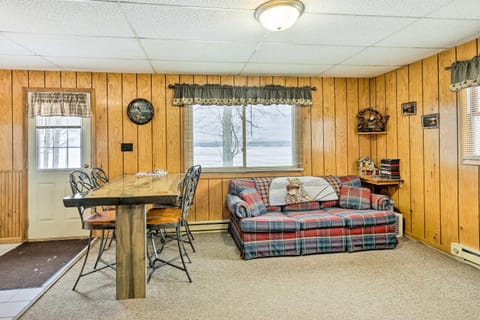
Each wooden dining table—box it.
[63,172,184,300]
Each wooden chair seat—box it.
[147,207,181,225]
[84,209,116,226]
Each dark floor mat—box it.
[0,239,88,290]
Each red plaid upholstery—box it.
[339,185,371,209]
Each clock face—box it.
[127,98,154,125]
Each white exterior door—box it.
[27,95,92,240]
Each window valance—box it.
[172,84,313,106]
[449,55,480,91]
[30,91,91,117]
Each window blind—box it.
[461,87,480,165]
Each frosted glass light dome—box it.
[255,0,305,32]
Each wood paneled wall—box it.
[1,38,479,254]
[369,38,480,253]
[0,71,377,241]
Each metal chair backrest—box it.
[69,170,95,194]
[180,165,201,221]
[91,167,109,188]
[69,170,97,228]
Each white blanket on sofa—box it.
[269,176,338,206]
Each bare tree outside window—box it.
[190,104,301,171]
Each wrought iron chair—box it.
[69,170,116,290]
[149,165,201,252]
[90,167,109,188]
[146,165,201,283]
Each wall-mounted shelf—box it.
[356,131,387,135]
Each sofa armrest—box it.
[227,194,250,218]
[371,193,393,211]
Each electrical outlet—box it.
[121,143,133,152]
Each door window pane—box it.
[35,116,83,170]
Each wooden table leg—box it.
[115,204,146,299]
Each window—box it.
[184,104,303,172]
[461,86,480,165]
[35,116,82,170]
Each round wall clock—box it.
[127,98,154,125]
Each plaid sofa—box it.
[227,175,397,259]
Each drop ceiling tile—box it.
[0,0,134,37]
[151,61,245,74]
[123,0,258,9]
[241,63,332,76]
[122,3,266,41]
[0,55,59,70]
[344,47,443,66]
[306,0,451,16]
[48,57,154,73]
[0,34,33,55]
[140,39,257,61]
[322,65,401,78]
[267,14,417,46]
[377,18,480,48]
[4,33,146,59]
[428,0,480,19]
[251,43,364,65]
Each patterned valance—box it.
[449,55,480,91]
[30,92,91,117]
[172,84,313,106]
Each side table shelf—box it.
[356,131,387,135]
[359,176,403,194]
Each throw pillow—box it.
[239,188,267,217]
[339,185,371,210]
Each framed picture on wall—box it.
[422,113,439,129]
[401,101,416,116]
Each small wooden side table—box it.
[359,176,403,195]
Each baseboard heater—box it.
[451,243,480,268]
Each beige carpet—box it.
[19,232,480,320]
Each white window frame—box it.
[184,104,304,173]
[460,86,480,166]
[35,116,84,171]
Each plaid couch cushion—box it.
[240,213,299,233]
[338,175,362,187]
[371,193,392,210]
[239,188,267,217]
[252,177,273,206]
[339,185,371,209]
[229,178,256,195]
[301,228,348,254]
[322,207,396,227]
[287,211,346,229]
[283,201,321,212]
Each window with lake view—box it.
[185,104,303,172]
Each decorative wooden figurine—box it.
[357,107,389,132]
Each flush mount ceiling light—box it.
[255,0,305,32]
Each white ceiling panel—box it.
[344,47,443,66]
[306,0,451,17]
[377,18,480,48]
[322,65,401,78]
[49,57,154,73]
[141,39,258,62]
[267,14,417,46]
[121,0,260,9]
[0,0,134,37]
[4,33,146,59]
[428,0,480,19]
[0,0,479,77]
[0,35,33,55]
[0,55,59,70]
[151,61,245,74]
[241,63,332,76]
[251,43,363,65]
[122,3,266,42]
